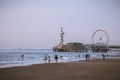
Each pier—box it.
[53,28,120,52]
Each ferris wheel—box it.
[92,29,109,45]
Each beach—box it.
[0,58,120,80]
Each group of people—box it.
[44,55,59,63]
[85,54,106,61]
[19,54,61,63]
[19,53,108,63]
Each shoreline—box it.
[0,57,120,69]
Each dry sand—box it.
[0,58,120,80]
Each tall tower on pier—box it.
[59,27,64,47]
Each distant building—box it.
[53,42,88,52]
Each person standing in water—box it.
[21,54,24,61]
[85,54,88,60]
[102,54,105,60]
[54,55,58,63]
[44,55,47,63]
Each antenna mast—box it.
[59,27,64,46]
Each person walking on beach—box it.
[54,55,58,63]
[48,56,51,63]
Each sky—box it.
[0,0,120,49]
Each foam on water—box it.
[0,49,120,68]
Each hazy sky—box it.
[0,0,120,49]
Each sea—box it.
[0,49,119,68]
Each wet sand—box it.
[0,58,120,80]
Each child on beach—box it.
[48,56,50,63]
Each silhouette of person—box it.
[103,54,105,60]
[21,54,24,61]
[54,55,58,63]
[85,54,88,60]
